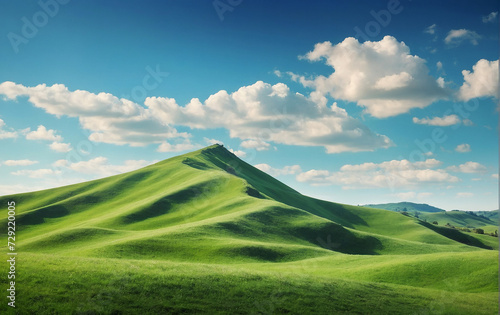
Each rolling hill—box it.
[366,202,499,234]
[364,201,446,213]
[0,144,498,314]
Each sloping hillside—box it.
[0,144,497,314]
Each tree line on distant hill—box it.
[399,210,498,238]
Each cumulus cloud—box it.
[296,158,459,189]
[458,59,499,101]
[25,125,62,141]
[0,82,186,148]
[254,163,301,177]
[146,81,393,153]
[49,141,72,153]
[412,114,461,126]
[448,161,487,173]
[229,149,247,158]
[455,144,471,153]
[295,36,448,118]
[0,81,392,154]
[444,29,481,46]
[204,138,224,146]
[0,118,18,139]
[57,157,153,176]
[240,139,271,151]
[157,140,199,153]
[456,192,474,198]
[482,11,498,23]
[12,168,62,178]
[3,159,38,166]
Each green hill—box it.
[0,144,497,314]
[364,201,446,213]
[366,202,498,234]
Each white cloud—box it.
[436,61,443,71]
[295,36,448,118]
[254,163,301,177]
[3,159,38,166]
[455,144,471,153]
[444,29,481,46]
[482,11,498,23]
[52,159,69,168]
[157,140,199,153]
[273,70,283,77]
[396,192,416,200]
[240,139,271,151]
[12,168,62,178]
[61,157,153,176]
[229,149,247,158]
[297,158,458,189]
[49,142,72,153]
[456,192,474,198]
[417,192,433,199]
[413,114,460,126]
[204,138,224,146]
[448,161,487,173]
[0,118,18,139]
[463,119,474,126]
[0,82,187,148]
[0,81,392,154]
[25,125,62,141]
[395,192,432,201]
[492,174,499,179]
[458,59,499,101]
[146,81,393,153]
[424,24,437,35]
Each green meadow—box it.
[0,145,498,314]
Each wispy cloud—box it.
[444,29,481,46]
[413,115,461,126]
[296,159,459,190]
[482,11,498,23]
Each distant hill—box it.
[364,201,445,213]
[366,202,498,233]
[475,210,499,222]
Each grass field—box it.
[0,144,498,314]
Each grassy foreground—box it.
[3,253,498,314]
[0,145,498,314]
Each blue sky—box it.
[0,0,498,211]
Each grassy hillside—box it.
[364,201,445,213]
[0,144,497,314]
[419,211,498,234]
[367,202,499,234]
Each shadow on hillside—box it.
[217,207,383,255]
[418,221,493,250]
[17,204,69,226]
[199,146,369,229]
[121,181,216,224]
